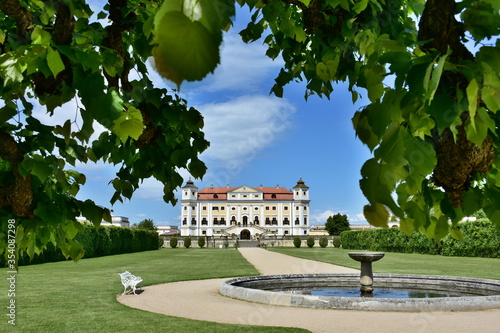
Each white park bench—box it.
[118,271,143,295]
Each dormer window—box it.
[213,194,218,199]
[271,194,276,199]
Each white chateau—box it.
[180,179,310,239]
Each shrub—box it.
[198,237,206,248]
[170,237,178,248]
[339,220,500,258]
[184,237,192,248]
[332,237,342,248]
[158,236,165,248]
[293,237,301,248]
[307,237,315,248]
[319,237,328,248]
[2,223,160,267]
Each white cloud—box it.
[311,210,336,224]
[197,94,295,174]
[348,213,368,224]
[193,33,281,93]
[311,210,368,225]
[134,177,165,201]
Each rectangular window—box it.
[212,206,219,210]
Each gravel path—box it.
[117,248,500,333]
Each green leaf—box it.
[31,26,52,45]
[364,65,385,102]
[316,59,339,82]
[465,107,495,146]
[450,227,464,240]
[425,50,449,102]
[427,94,459,133]
[34,202,65,226]
[113,107,144,143]
[433,215,450,241]
[466,78,479,118]
[31,159,52,183]
[353,0,369,14]
[364,203,389,228]
[79,200,107,226]
[0,104,18,124]
[153,11,221,87]
[47,47,65,77]
[188,158,207,179]
[352,110,379,151]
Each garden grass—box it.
[0,248,308,333]
[272,247,500,280]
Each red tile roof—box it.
[197,186,293,200]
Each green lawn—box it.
[0,248,308,333]
[272,247,500,280]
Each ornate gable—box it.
[228,185,262,194]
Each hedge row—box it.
[340,219,500,258]
[2,224,161,266]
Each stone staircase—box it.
[238,240,260,248]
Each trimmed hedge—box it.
[2,224,161,267]
[340,219,500,258]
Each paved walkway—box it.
[117,248,500,333]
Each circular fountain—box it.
[220,252,500,311]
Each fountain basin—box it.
[348,252,385,262]
[220,273,500,311]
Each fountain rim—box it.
[220,273,500,312]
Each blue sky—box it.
[36,4,374,226]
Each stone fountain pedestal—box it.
[348,252,385,294]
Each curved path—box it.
[117,248,500,333]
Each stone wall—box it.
[161,235,340,248]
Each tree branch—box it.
[0,0,34,42]
[0,131,34,219]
